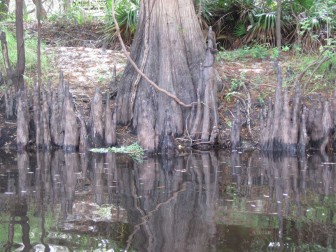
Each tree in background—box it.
[15,0,25,91]
[276,0,281,51]
[0,0,10,20]
[31,0,47,19]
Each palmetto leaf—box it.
[255,12,276,30]
[295,0,314,10]
[103,0,139,45]
[233,23,247,37]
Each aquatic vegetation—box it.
[90,142,144,162]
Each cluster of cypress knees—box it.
[11,64,336,154]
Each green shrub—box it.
[103,0,139,46]
[0,26,52,86]
[217,45,271,61]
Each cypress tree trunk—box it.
[260,61,301,153]
[116,0,208,152]
[63,90,79,152]
[78,108,88,153]
[90,88,104,147]
[230,101,241,150]
[41,87,51,149]
[104,95,116,146]
[16,88,29,151]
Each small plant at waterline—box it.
[90,142,144,162]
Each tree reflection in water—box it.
[0,150,335,251]
[2,152,31,252]
[123,153,218,252]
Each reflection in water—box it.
[228,151,336,250]
[0,150,335,251]
[3,152,32,252]
[125,153,218,252]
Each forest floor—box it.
[0,21,334,150]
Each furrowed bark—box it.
[63,90,78,152]
[0,31,14,85]
[104,93,116,146]
[78,107,88,153]
[116,0,206,152]
[41,87,51,149]
[230,101,241,150]
[261,61,302,153]
[33,82,42,148]
[16,88,29,151]
[5,88,14,119]
[50,90,62,146]
[90,88,104,147]
[15,0,25,91]
[201,27,217,142]
[298,106,309,152]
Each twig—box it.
[297,55,330,92]
[304,56,330,88]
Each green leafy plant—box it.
[0,27,51,86]
[90,142,144,162]
[257,92,267,105]
[233,22,248,37]
[282,45,290,52]
[271,47,280,58]
[217,45,271,62]
[103,0,139,46]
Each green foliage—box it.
[195,0,336,50]
[0,0,9,21]
[103,0,139,46]
[282,45,290,52]
[257,92,267,105]
[245,12,277,45]
[233,22,247,37]
[90,142,144,162]
[294,0,336,51]
[49,3,94,25]
[94,205,113,219]
[281,44,336,94]
[224,72,248,102]
[217,45,270,62]
[0,26,51,85]
[271,47,280,58]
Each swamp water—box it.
[0,150,336,251]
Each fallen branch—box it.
[297,55,330,92]
[304,56,330,87]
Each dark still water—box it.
[0,150,336,251]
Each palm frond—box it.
[233,22,247,37]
